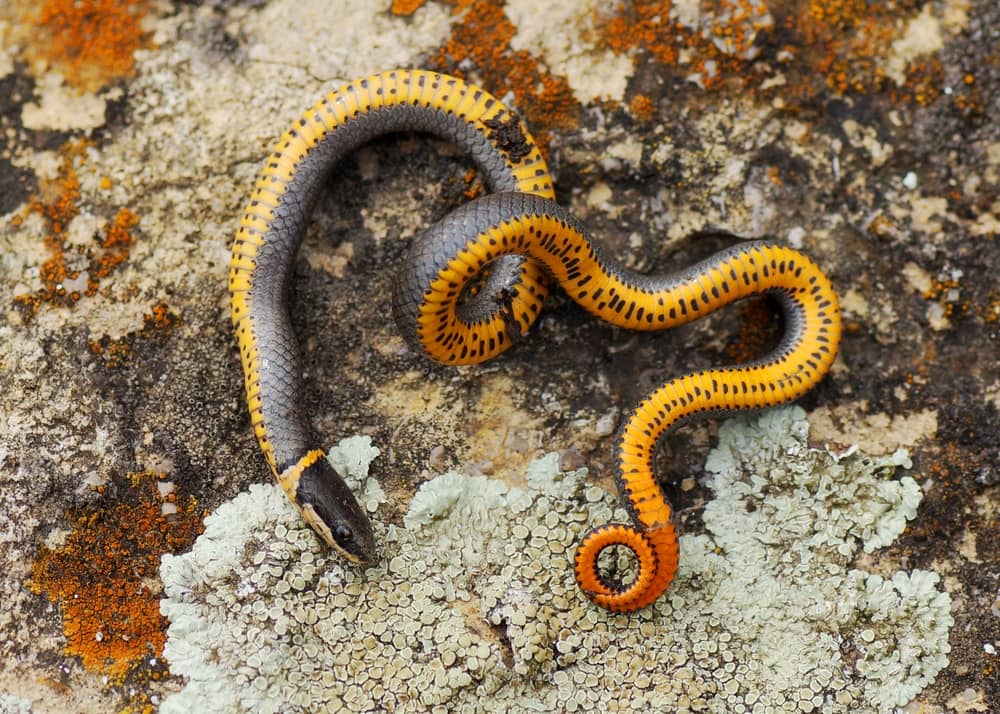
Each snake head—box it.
[294,458,377,565]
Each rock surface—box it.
[0,1,996,712]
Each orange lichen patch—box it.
[600,1,680,66]
[599,0,774,91]
[805,0,867,28]
[923,278,968,320]
[811,32,889,96]
[889,57,944,106]
[87,336,135,369]
[865,212,903,240]
[923,278,1000,326]
[90,207,139,282]
[794,3,940,102]
[87,301,181,368]
[908,441,986,541]
[787,7,889,97]
[429,0,579,151]
[701,1,772,59]
[29,471,203,681]
[24,0,153,93]
[952,71,985,120]
[599,2,950,106]
[144,300,179,332]
[12,145,140,321]
[390,0,428,16]
[628,93,656,122]
[981,292,1000,324]
[461,167,484,200]
[12,149,81,317]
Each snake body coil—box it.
[229,69,841,610]
[395,192,840,611]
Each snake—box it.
[229,69,841,611]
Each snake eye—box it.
[334,524,353,544]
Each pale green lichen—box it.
[159,408,951,713]
[697,409,948,708]
[326,436,385,512]
[0,695,33,714]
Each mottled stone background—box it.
[0,1,996,712]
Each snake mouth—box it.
[300,502,375,565]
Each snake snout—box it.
[297,459,377,565]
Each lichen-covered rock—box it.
[159,408,951,713]
[3,0,994,711]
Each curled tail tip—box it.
[573,521,678,612]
